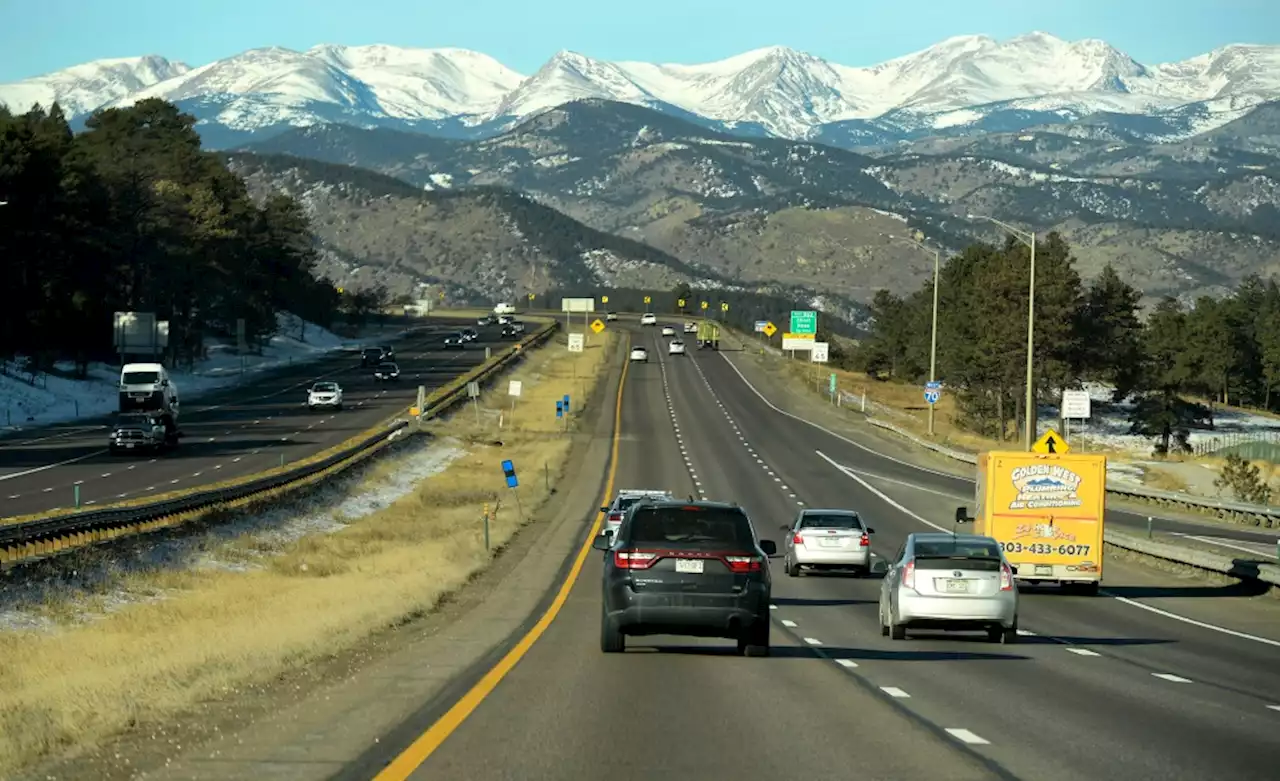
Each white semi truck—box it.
[111,362,181,452]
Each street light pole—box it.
[968,214,1038,451]
[891,234,941,436]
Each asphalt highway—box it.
[393,322,1280,780]
[0,319,497,519]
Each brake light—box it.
[859,533,870,547]
[793,533,804,545]
[723,555,763,573]
[902,560,916,589]
[613,550,659,569]
[607,512,623,522]
[1000,562,1014,591]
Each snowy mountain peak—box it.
[2,33,1278,143]
[0,55,190,116]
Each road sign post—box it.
[1060,389,1091,444]
[924,380,942,412]
[467,380,481,425]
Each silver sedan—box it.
[879,532,1019,643]
[780,509,874,577]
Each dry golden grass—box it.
[1141,467,1191,493]
[0,331,617,777]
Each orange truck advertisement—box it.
[971,451,1107,592]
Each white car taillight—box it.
[902,560,916,589]
[1000,562,1014,591]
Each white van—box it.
[118,362,180,422]
[493,302,516,315]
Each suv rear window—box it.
[913,539,1003,571]
[800,513,863,530]
[627,506,756,548]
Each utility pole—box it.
[891,233,942,436]
[969,214,1038,450]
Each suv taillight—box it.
[793,533,804,545]
[723,555,763,573]
[613,550,658,569]
[607,512,623,522]
[1000,562,1014,591]
[859,533,870,546]
[902,560,916,589]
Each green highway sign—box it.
[790,310,818,335]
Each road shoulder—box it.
[14,339,626,781]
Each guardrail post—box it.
[1147,517,1153,539]
[279,453,285,468]
[74,484,80,509]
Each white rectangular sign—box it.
[783,336,815,351]
[560,297,596,313]
[1061,389,1091,419]
[810,342,830,363]
[508,380,523,397]
[567,333,584,353]
[467,381,480,398]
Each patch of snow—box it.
[0,312,408,431]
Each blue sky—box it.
[0,0,1276,82]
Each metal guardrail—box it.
[0,320,560,566]
[1105,529,1280,587]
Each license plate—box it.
[675,559,704,574]
[820,538,843,547]
[1035,565,1053,576]
[124,443,135,448]
[942,579,969,593]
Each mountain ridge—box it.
[4,32,1278,149]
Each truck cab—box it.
[109,412,171,454]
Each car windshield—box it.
[312,383,337,392]
[122,371,160,384]
[913,538,1003,571]
[627,505,756,549]
[800,513,863,530]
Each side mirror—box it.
[591,534,612,551]
[954,506,973,524]
[600,506,609,513]
[865,527,876,534]
[759,539,778,556]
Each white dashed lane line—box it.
[834,658,858,669]
[1066,648,1101,657]
[780,619,798,628]
[881,687,911,698]
[803,637,823,646]
[946,729,990,745]
[1152,673,1193,683]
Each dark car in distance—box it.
[593,500,776,656]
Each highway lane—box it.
[669,338,1280,777]
[0,322,501,518]
[710,344,1280,548]
[396,325,1007,781]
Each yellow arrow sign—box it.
[644,295,651,304]
[677,298,686,307]
[528,293,535,301]
[762,322,777,337]
[721,302,729,312]
[601,295,609,304]
[1032,428,1070,455]
[590,318,606,334]
[701,301,709,310]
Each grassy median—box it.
[0,329,617,777]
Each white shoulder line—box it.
[815,450,949,534]
[715,351,963,480]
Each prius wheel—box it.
[889,613,907,640]
[988,624,1017,644]
[786,557,801,577]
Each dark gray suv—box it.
[592,500,777,656]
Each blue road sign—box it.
[924,390,940,405]
[563,394,570,412]
[556,400,564,418]
[501,459,519,488]
[925,381,942,390]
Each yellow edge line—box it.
[372,330,631,779]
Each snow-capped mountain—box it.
[2,33,1277,147]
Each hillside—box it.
[240,99,1280,303]
[223,152,724,300]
